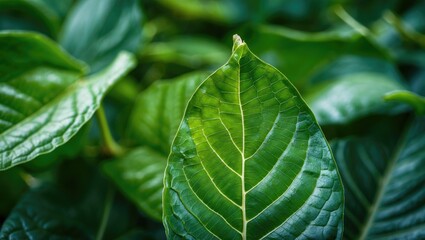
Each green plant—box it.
[1,0,425,239]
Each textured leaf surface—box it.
[332,117,425,239]
[0,32,136,170]
[60,0,142,73]
[104,72,207,221]
[304,56,407,125]
[163,36,344,239]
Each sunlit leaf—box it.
[0,32,136,170]
[163,36,344,239]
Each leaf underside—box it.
[163,38,344,239]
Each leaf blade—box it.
[0,33,136,170]
[163,36,344,239]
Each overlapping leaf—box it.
[0,32,136,170]
[163,36,344,239]
[248,25,388,91]
[60,0,142,73]
[103,72,207,221]
[304,56,407,125]
[332,116,425,239]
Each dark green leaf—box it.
[163,36,343,239]
[332,117,425,239]
[0,32,136,170]
[304,56,407,125]
[248,25,388,91]
[60,0,142,73]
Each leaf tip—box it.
[232,34,245,52]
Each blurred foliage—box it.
[1,0,425,239]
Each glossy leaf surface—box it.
[60,0,142,73]
[0,32,136,170]
[332,117,425,239]
[104,72,207,221]
[304,56,407,125]
[163,36,344,239]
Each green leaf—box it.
[0,32,136,170]
[384,90,425,115]
[60,0,142,73]
[0,186,90,239]
[304,56,407,125]
[0,0,64,37]
[332,117,425,239]
[248,25,388,91]
[163,36,344,239]
[104,72,207,221]
[140,36,228,68]
[103,147,166,221]
[128,72,208,151]
[0,167,157,239]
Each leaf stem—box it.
[96,105,124,156]
[96,188,115,240]
[383,11,425,49]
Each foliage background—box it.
[0,0,424,239]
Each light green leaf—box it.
[0,32,136,170]
[248,25,388,91]
[104,72,207,221]
[384,90,425,115]
[332,117,425,239]
[304,56,406,125]
[103,147,167,221]
[59,0,142,73]
[163,36,344,239]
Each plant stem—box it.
[96,105,124,156]
[96,188,115,240]
[384,11,425,49]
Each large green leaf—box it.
[332,116,425,239]
[162,36,344,239]
[247,25,388,91]
[304,56,407,125]
[0,32,136,170]
[103,72,207,221]
[60,0,142,73]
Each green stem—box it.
[96,188,115,240]
[384,11,425,49]
[96,105,124,156]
